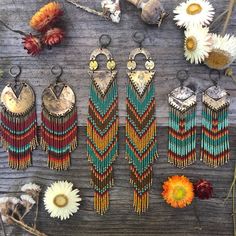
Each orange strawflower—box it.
[30,2,63,32]
[162,175,194,208]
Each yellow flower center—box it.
[186,3,202,15]
[53,194,68,208]
[205,49,231,70]
[172,186,186,201]
[186,36,197,51]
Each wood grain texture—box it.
[0,0,235,235]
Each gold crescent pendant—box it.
[42,83,76,116]
[0,82,35,114]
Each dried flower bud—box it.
[21,183,41,199]
[194,179,213,200]
[22,34,42,56]
[20,195,36,207]
[42,28,64,46]
[101,0,121,23]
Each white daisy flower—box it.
[20,195,36,205]
[184,25,213,64]
[21,183,41,193]
[205,34,236,70]
[44,181,82,221]
[173,0,215,28]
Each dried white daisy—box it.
[44,181,82,221]
[173,0,215,28]
[20,195,36,206]
[21,183,41,193]
[205,34,236,70]
[184,25,213,64]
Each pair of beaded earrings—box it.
[0,65,78,171]
[168,70,230,169]
[87,33,158,215]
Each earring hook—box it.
[132,31,145,48]
[9,65,21,83]
[209,69,220,87]
[176,70,189,88]
[51,65,63,83]
[99,34,111,49]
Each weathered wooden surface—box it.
[0,0,235,235]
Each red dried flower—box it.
[22,34,42,56]
[194,179,213,200]
[42,28,64,46]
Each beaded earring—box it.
[126,32,158,214]
[87,35,119,215]
[0,66,37,169]
[201,70,230,167]
[41,65,78,170]
[168,70,197,168]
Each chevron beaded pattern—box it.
[201,104,230,167]
[168,106,197,168]
[87,79,119,215]
[126,77,158,214]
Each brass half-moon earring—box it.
[87,34,119,215]
[41,65,78,170]
[126,32,158,214]
[0,65,37,169]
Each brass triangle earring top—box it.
[0,65,38,169]
[126,32,158,214]
[41,65,78,170]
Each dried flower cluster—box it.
[162,176,213,208]
[173,0,236,70]
[23,2,64,56]
[0,183,47,236]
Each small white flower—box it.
[173,0,215,28]
[101,0,121,23]
[20,195,36,205]
[21,183,41,193]
[44,181,82,221]
[8,197,20,205]
[0,197,10,204]
[184,25,213,64]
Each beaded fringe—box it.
[87,80,119,215]
[41,107,78,171]
[0,107,37,169]
[168,105,197,168]
[126,80,158,214]
[201,104,230,167]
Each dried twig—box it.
[210,9,228,31]
[34,194,39,229]
[233,180,236,236]
[221,0,236,35]
[224,164,236,204]
[9,216,47,236]
[65,0,108,19]
[0,19,26,36]
[0,212,6,236]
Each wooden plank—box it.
[0,127,235,236]
[0,0,235,126]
